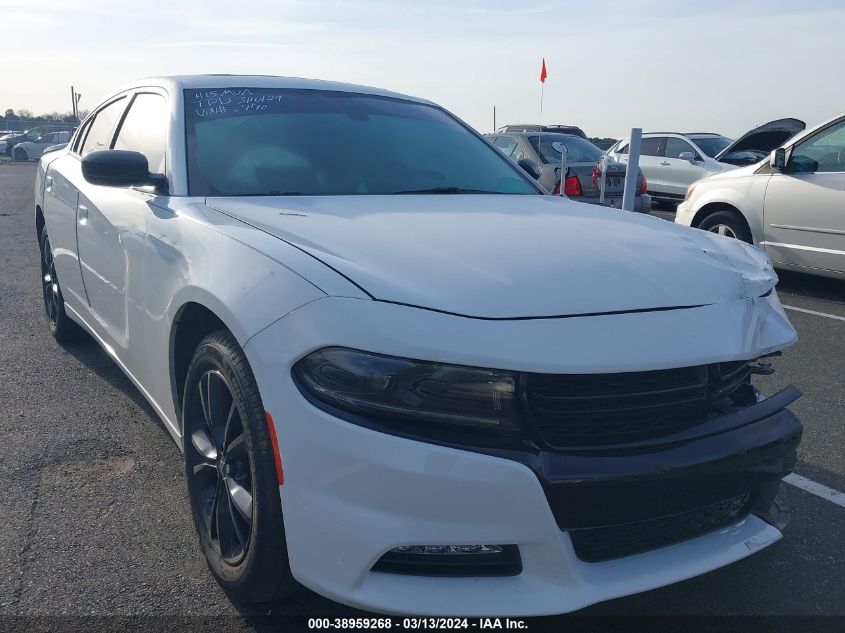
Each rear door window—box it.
[615,138,664,156]
[72,118,93,153]
[640,137,665,157]
[80,97,127,156]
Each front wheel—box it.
[698,209,752,243]
[183,330,297,603]
[13,147,27,161]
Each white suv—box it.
[677,113,845,279]
[607,133,735,203]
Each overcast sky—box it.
[4,0,844,138]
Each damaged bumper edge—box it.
[498,385,802,562]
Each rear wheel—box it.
[39,231,81,343]
[183,330,297,603]
[698,209,752,243]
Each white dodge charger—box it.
[34,75,803,616]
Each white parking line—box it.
[782,304,845,322]
[784,474,845,509]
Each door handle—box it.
[659,161,671,166]
[78,204,88,225]
[45,176,53,193]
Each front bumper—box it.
[675,199,696,226]
[244,296,799,616]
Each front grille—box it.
[569,492,756,562]
[524,361,752,448]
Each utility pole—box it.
[70,86,82,122]
[493,106,496,132]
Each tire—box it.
[183,330,298,603]
[39,231,82,343]
[697,208,752,243]
[13,147,27,161]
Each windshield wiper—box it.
[393,187,498,194]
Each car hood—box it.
[206,195,777,319]
[715,118,806,161]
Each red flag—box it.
[540,58,548,83]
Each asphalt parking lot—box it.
[0,161,843,626]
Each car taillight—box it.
[563,175,582,197]
[639,175,647,194]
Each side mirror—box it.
[82,150,164,190]
[517,158,542,180]
[678,151,697,163]
[770,148,787,171]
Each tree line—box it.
[4,108,89,124]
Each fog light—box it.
[373,544,521,576]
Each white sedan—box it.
[34,75,802,616]
[12,130,72,161]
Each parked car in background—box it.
[1,125,74,157]
[12,130,72,161]
[487,131,651,212]
[677,113,844,279]
[608,119,805,205]
[0,132,17,153]
[497,123,587,139]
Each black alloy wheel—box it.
[183,330,297,602]
[41,233,60,327]
[39,231,80,342]
[187,368,254,564]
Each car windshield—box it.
[528,135,604,164]
[184,88,539,196]
[691,136,732,157]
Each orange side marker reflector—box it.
[265,412,285,485]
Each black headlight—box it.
[293,347,520,432]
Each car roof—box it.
[103,74,433,107]
[489,131,584,139]
[641,132,716,137]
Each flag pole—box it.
[539,59,544,177]
[540,82,543,126]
